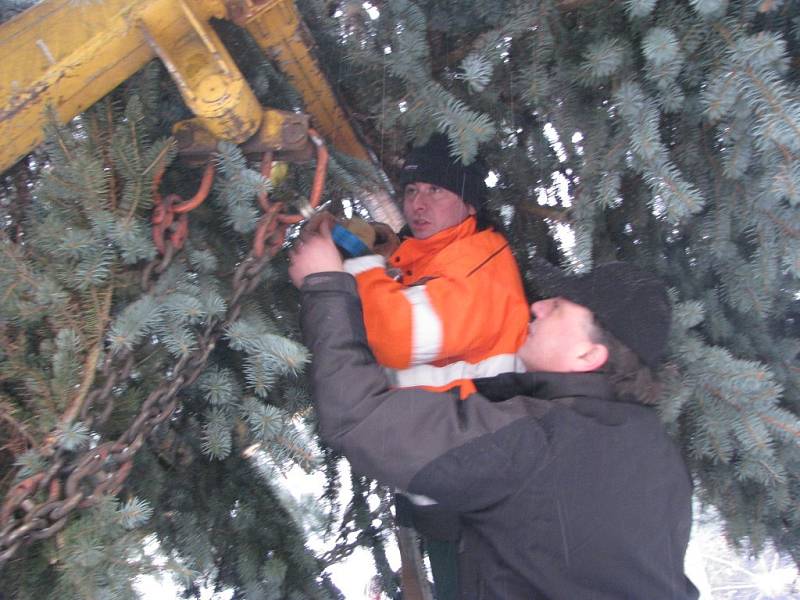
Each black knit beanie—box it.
[399,133,488,208]
[535,261,672,369]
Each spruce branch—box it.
[518,203,572,223]
[117,497,153,530]
[107,295,163,353]
[55,421,90,451]
[121,136,176,221]
[197,367,240,406]
[244,398,287,441]
[2,0,800,591]
[43,106,76,164]
[271,428,320,472]
[690,0,729,18]
[51,329,83,402]
[711,23,800,153]
[580,37,627,82]
[2,350,59,418]
[625,0,658,19]
[159,322,199,358]
[740,64,800,151]
[12,448,45,479]
[57,285,113,430]
[698,380,794,487]
[430,35,479,76]
[690,392,735,461]
[0,399,37,449]
[141,136,177,179]
[458,54,493,93]
[702,70,740,122]
[558,0,600,9]
[642,27,682,67]
[760,410,800,439]
[614,80,706,220]
[96,99,117,211]
[201,408,233,460]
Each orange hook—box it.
[151,163,215,255]
[250,131,329,257]
[172,163,215,214]
[307,129,329,213]
[256,152,273,212]
[152,194,178,255]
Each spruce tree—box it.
[1,0,799,598]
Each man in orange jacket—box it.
[339,134,530,395]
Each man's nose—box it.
[409,193,428,211]
[530,300,548,318]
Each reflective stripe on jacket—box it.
[343,216,529,391]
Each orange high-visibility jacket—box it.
[343,217,530,393]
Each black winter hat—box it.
[536,261,672,369]
[399,133,488,208]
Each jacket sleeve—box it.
[343,248,528,370]
[300,272,547,513]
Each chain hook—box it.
[250,129,329,258]
[151,162,215,256]
[252,152,275,258]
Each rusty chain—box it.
[0,134,328,567]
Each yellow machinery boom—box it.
[0,0,372,172]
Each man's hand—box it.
[371,222,401,258]
[301,211,337,236]
[289,219,344,288]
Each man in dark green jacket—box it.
[290,225,699,599]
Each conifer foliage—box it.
[1,0,800,597]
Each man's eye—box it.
[430,186,440,193]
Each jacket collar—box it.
[473,371,613,403]
[394,216,478,262]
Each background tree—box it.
[1,0,799,597]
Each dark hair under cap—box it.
[534,261,672,369]
[399,133,488,208]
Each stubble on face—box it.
[403,183,474,239]
[518,298,598,373]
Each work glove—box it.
[370,222,401,258]
[301,211,398,258]
[300,211,337,241]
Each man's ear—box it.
[578,342,608,372]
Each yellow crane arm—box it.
[237,0,370,162]
[0,0,372,172]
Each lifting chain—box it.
[0,132,328,568]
